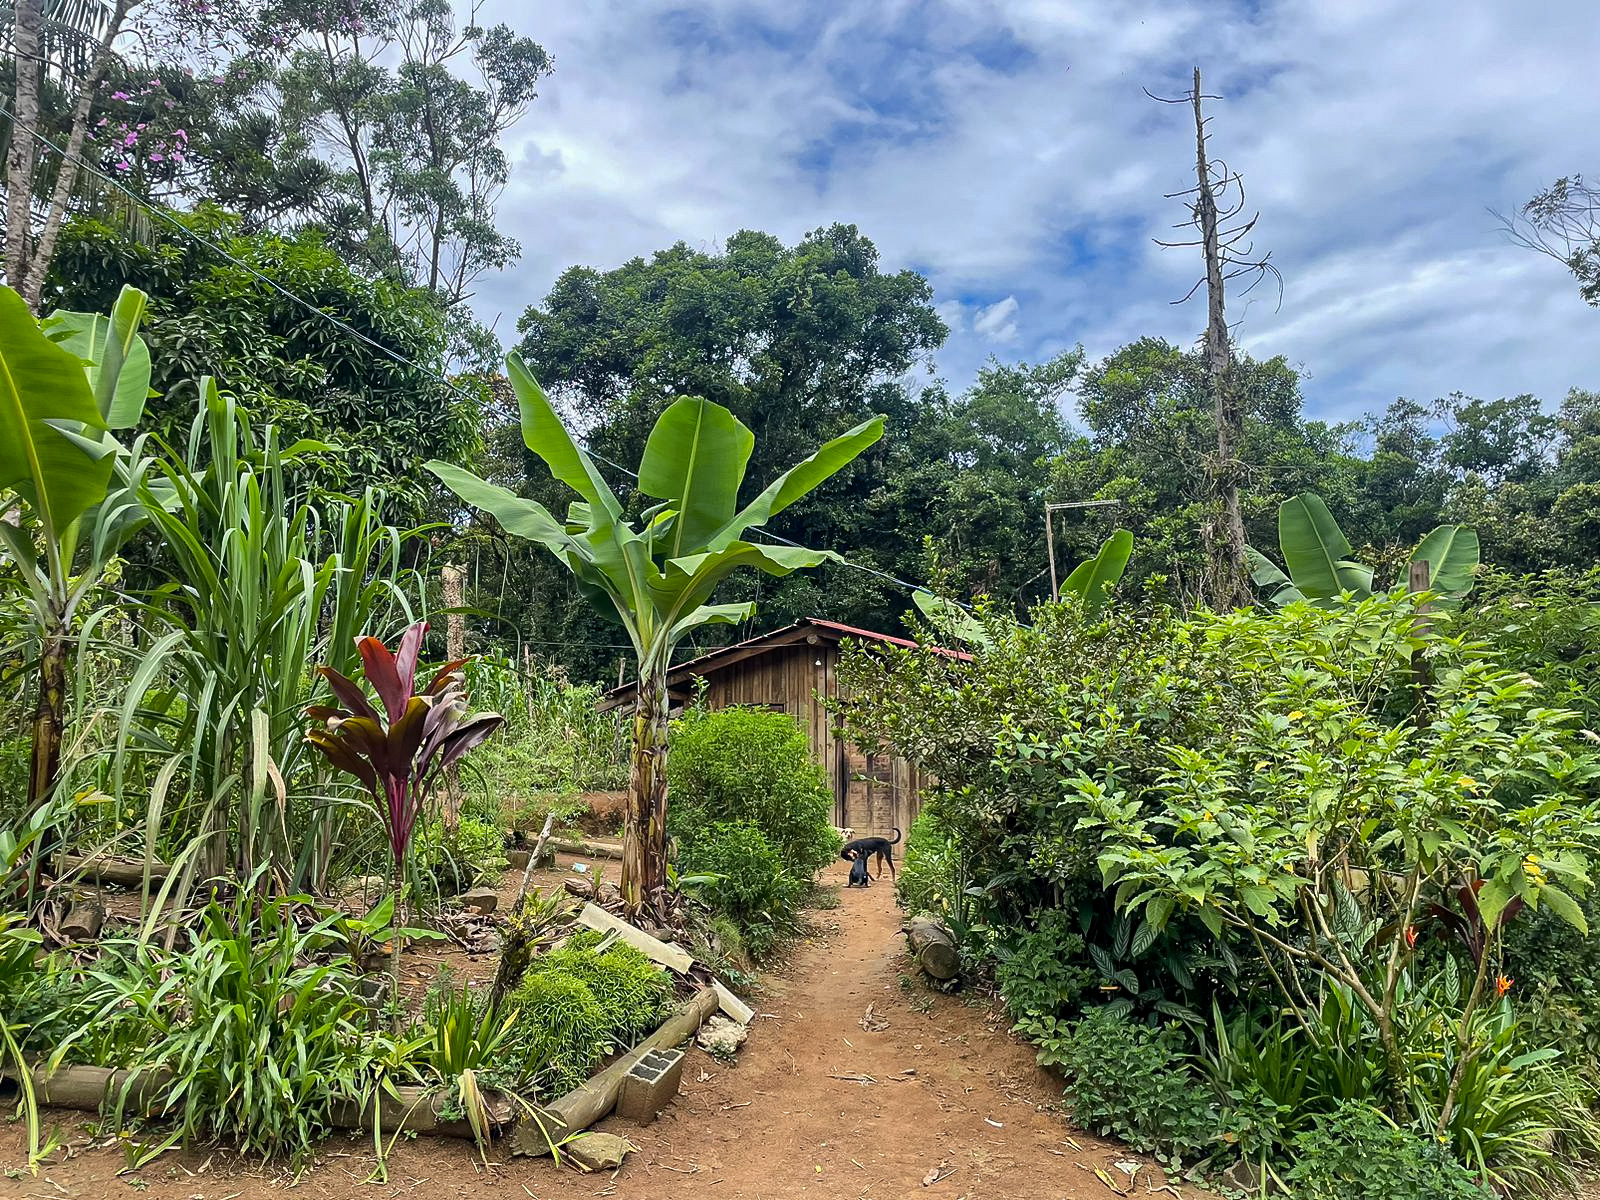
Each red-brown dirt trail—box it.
[2,861,1168,1199]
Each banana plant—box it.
[912,529,1136,648]
[427,354,883,919]
[0,283,155,886]
[1247,493,1479,609]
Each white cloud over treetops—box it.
[472,0,1600,424]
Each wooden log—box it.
[903,915,960,981]
[10,1065,507,1139]
[512,986,720,1156]
[59,892,106,941]
[549,837,625,861]
[59,855,170,887]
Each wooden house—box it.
[599,618,968,838]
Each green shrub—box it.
[896,806,959,917]
[414,814,506,898]
[1040,1008,1217,1164]
[505,971,609,1094]
[529,944,671,1041]
[680,820,803,961]
[996,909,1097,1021]
[668,706,839,876]
[1285,1102,1491,1200]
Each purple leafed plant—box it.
[305,621,504,910]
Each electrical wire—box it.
[7,103,963,607]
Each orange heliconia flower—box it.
[1496,974,1514,998]
[1404,926,1418,949]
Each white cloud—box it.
[973,296,1021,344]
[472,0,1600,422]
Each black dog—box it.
[846,853,871,888]
[840,828,902,880]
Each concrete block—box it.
[616,1047,685,1124]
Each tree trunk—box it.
[1190,67,1252,611]
[621,671,669,921]
[5,0,43,295]
[25,624,67,891]
[19,0,134,309]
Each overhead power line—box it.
[5,104,965,608]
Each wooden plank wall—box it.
[701,638,921,837]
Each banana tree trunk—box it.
[622,670,670,920]
[24,622,67,891]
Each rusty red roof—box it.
[597,616,970,708]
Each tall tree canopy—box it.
[47,206,480,518]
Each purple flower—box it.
[111,90,129,100]
[173,129,187,141]
[114,160,131,172]
[149,153,164,162]
[123,133,137,146]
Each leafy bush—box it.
[413,815,507,898]
[530,941,671,1041]
[1039,1008,1218,1163]
[678,820,802,961]
[505,971,609,1094]
[668,706,840,877]
[896,806,960,917]
[1285,1102,1490,1200]
[995,910,1096,1021]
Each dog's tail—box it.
[889,827,902,845]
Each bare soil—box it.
[2,857,1180,1199]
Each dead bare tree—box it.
[1150,66,1280,611]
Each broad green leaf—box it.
[639,396,754,557]
[1538,884,1588,935]
[912,591,992,648]
[1410,524,1479,605]
[1061,529,1134,615]
[506,353,621,520]
[426,462,579,554]
[0,285,112,536]
[1277,493,1373,602]
[43,285,151,428]
[1475,875,1516,932]
[1245,545,1305,605]
[712,415,884,548]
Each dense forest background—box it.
[9,0,1600,684]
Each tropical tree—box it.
[0,282,154,887]
[428,356,883,918]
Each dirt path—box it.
[3,862,1166,1199]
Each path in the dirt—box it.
[2,861,1170,1199]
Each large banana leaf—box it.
[42,285,152,428]
[507,353,622,520]
[1277,493,1373,603]
[639,395,754,556]
[1245,546,1305,606]
[709,415,885,550]
[913,590,993,648]
[1062,529,1135,616]
[0,286,111,538]
[1411,525,1479,606]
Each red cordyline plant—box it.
[304,621,503,916]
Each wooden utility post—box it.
[1044,499,1123,601]
[441,563,466,662]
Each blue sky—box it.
[472,0,1600,425]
